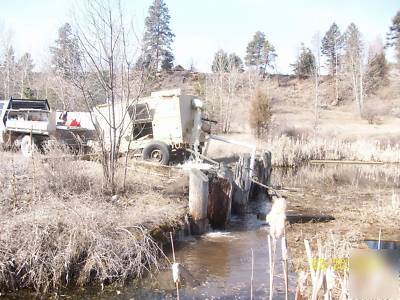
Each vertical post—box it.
[263,151,272,186]
[189,169,209,234]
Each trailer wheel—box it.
[142,141,170,165]
[20,135,37,157]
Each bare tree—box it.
[312,32,321,131]
[343,23,364,116]
[72,0,146,193]
[204,54,243,133]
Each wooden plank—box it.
[189,169,209,234]
[207,176,231,228]
[310,159,384,165]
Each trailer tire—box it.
[142,141,170,165]
[20,135,37,157]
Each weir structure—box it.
[188,143,272,234]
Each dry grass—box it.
[0,200,162,292]
[0,149,188,293]
[266,135,400,167]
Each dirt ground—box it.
[0,151,189,228]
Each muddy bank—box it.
[0,151,189,296]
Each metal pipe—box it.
[185,148,220,166]
[208,134,256,178]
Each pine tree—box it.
[50,23,81,80]
[228,53,244,72]
[387,10,400,64]
[23,86,35,99]
[321,23,344,104]
[211,51,243,73]
[141,0,175,73]
[365,41,388,94]
[245,31,276,75]
[321,23,344,76]
[291,43,315,77]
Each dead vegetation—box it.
[0,150,188,293]
[267,135,400,167]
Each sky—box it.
[0,0,398,73]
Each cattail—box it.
[172,262,181,283]
[295,271,308,300]
[325,266,336,291]
[267,197,287,300]
[281,237,288,261]
[266,197,287,239]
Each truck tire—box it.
[142,141,170,165]
[20,135,37,157]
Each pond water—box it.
[64,201,296,300]
[365,239,400,273]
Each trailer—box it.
[93,89,210,165]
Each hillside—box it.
[154,67,400,144]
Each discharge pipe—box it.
[207,134,256,179]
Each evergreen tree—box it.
[365,46,388,94]
[245,31,276,75]
[22,86,35,99]
[161,50,174,71]
[211,51,243,73]
[228,53,244,72]
[387,10,400,64]
[50,23,81,80]
[343,23,363,72]
[291,43,315,77]
[211,49,229,72]
[141,0,175,72]
[321,23,344,76]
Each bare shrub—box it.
[249,88,272,138]
[273,124,311,141]
[361,102,391,124]
[362,106,379,124]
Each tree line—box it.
[0,0,399,113]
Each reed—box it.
[266,197,287,299]
[265,135,400,167]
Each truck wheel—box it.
[20,135,37,157]
[142,141,170,165]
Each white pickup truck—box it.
[0,98,56,156]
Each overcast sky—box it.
[1,0,398,73]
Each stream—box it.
[5,163,400,299]
[58,201,296,300]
